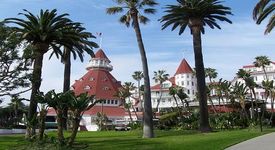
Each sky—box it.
[0,0,274,105]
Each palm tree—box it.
[261,80,274,131]
[169,86,181,112]
[5,9,84,138]
[153,70,169,112]
[160,0,232,132]
[107,0,158,138]
[205,68,218,83]
[59,24,98,129]
[254,55,271,80]
[176,87,190,111]
[253,0,274,34]
[9,96,25,125]
[68,93,100,147]
[231,82,249,127]
[116,82,135,123]
[132,71,144,110]
[237,69,258,120]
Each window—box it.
[89,77,94,81]
[187,81,190,86]
[107,100,110,104]
[115,100,118,104]
[181,75,184,78]
[187,75,189,78]
[187,89,190,94]
[192,82,194,86]
[103,86,109,90]
[103,100,106,104]
[192,90,195,95]
[84,85,90,90]
[181,81,184,86]
[254,76,257,81]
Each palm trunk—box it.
[252,88,259,121]
[68,113,81,147]
[138,81,143,111]
[249,89,255,120]
[172,95,181,113]
[57,109,65,144]
[26,49,45,139]
[191,24,211,132]
[63,48,71,130]
[131,11,154,138]
[208,96,217,114]
[270,96,274,127]
[39,110,46,141]
[156,85,163,113]
[131,105,139,120]
[127,107,133,123]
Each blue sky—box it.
[0,0,274,104]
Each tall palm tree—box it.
[160,0,232,132]
[5,9,84,138]
[107,0,158,138]
[253,0,274,34]
[153,70,169,112]
[254,55,271,80]
[261,80,274,131]
[58,24,98,129]
[237,69,258,120]
[132,71,144,110]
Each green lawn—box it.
[0,129,274,150]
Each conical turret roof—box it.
[175,59,193,75]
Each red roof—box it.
[95,49,110,62]
[83,106,125,116]
[72,69,122,100]
[243,61,275,68]
[175,59,193,75]
[151,77,176,90]
[47,106,126,117]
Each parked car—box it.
[115,124,131,131]
[114,120,131,131]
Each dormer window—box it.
[79,78,83,81]
[103,86,109,90]
[84,85,91,90]
[89,77,94,81]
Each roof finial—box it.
[96,32,103,48]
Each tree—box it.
[237,69,258,120]
[261,80,274,131]
[254,55,271,80]
[169,86,181,112]
[205,68,218,112]
[107,0,158,138]
[205,68,218,83]
[5,9,87,138]
[160,0,232,132]
[0,24,31,97]
[132,71,144,111]
[59,23,98,130]
[8,96,25,125]
[253,0,274,34]
[231,82,250,128]
[116,82,136,123]
[67,93,100,147]
[153,70,169,112]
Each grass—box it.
[0,129,274,150]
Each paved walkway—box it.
[225,132,275,150]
